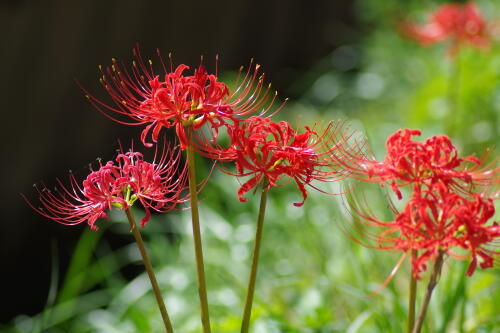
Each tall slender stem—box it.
[124,208,174,333]
[407,250,418,333]
[186,140,211,333]
[412,250,445,333]
[241,181,269,333]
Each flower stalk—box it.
[124,207,174,333]
[241,180,269,333]
[186,133,211,333]
[407,250,418,333]
[412,250,445,333]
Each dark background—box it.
[1,0,360,322]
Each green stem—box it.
[186,141,211,333]
[412,250,445,333]
[241,180,269,333]
[407,250,418,333]
[124,208,174,333]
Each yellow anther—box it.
[128,194,138,206]
[268,159,283,171]
[111,201,124,209]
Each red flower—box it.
[343,128,499,281]
[338,129,495,199]
[24,143,188,229]
[84,47,282,149]
[225,116,352,206]
[401,2,490,55]
[350,182,499,279]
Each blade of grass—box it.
[36,238,60,333]
[439,262,467,332]
[57,228,103,303]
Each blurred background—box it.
[1,0,499,332]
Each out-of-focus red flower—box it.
[350,182,499,279]
[24,143,188,229]
[405,184,499,278]
[338,128,496,199]
[225,116,353,206]
[342,128,499,281]
[84,47,282,149]
[401,2,491,56]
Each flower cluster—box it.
[85,48,280,149]
[347,129,492,198]
[28,45,499,274]
[31,46,359,229]
[397,183,498,277]
[402,2,491,56]
[82,47,356,207]
[222,117,353,206]
[343,129,498,278]
[25,145,188,229]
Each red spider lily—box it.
[341,128,499,285]
[401,2,491,56]
[347,182,499,279]
[224,116,354,206]
[24,143,188,229]
[83,47,282,149]
[337,129,497,199]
